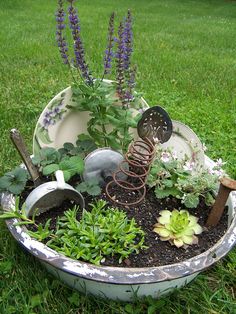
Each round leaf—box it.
[43,164,59,176]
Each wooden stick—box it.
[206,177,236,227]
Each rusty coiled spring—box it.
[105,138,155,206]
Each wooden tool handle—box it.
[10,129,41,187]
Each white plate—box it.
[160,120,205,168]
[33,83,149,155]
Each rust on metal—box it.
[105,138,155,206]
[206,177,236,227]
[105,105,173,206]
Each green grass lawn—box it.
[0,0,236,313]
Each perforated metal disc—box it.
[137,106,173,143]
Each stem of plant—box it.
[122,104,129,152]
[68,64,78,85]
[98,104,108,147]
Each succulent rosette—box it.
[153,209,203,248]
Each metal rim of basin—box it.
[1,156,236,285]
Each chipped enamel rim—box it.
[1,156,236,285]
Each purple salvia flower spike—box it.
[67,0,93,85]
[123,9,133,71]
[128,65,136,91]
[116,21,126,104]
[56,0,69,65]
[103,12,115,76]
[125,66,136,105]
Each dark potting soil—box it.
[23,181,228,268]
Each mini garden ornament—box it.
[105,106,173,205]
[153,209,203,248]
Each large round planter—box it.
[1,157,236,302]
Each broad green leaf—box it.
[183,193,199,208]
[162,179,173,188]
[87,185,101,196]
[34,147,60,166]
[76,182,88,193]
[8,182,25,195]
[0,176,12,189]
[63,142,75,151]
[43,164,59,176]
[59,155,84,175]
[62,170,71,182]
[77,133,92,142]
[32,155,42,165]
[11,167,28,182]
[155,187,178,199]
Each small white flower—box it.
[213,169,225,178]
[208,168,214,175]
[172,150,178,160]
[215,158,226,168]
[161,152,171,163]
[183,161,195,172]
[208,167,225,178]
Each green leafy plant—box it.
[57,135,97,158]
[69,80,142,151]
[0,167,28,195]
[0,198,52,241]
[42,155,84,181]
[32,147,60,167]
[27,219,53,242]
[46,199,146,265]
[0,198,146,265]
[0,197,35,226]
[32,147,84,181]
[55,1,145,152]
[153,209,203,248]
[147,148,220,208]
[76,178,101,196]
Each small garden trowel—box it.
[10,129,84,217]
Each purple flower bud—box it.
[68,1,93,85]
[55,0,69,65]
[103,12,115,76]
[114,10,136,108]
[115,21,126,102]
[123,9,133,70]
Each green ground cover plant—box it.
[1,199,145,265]
[0,0,235,313]
[147,148,222,208]
[45,200,145,265]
